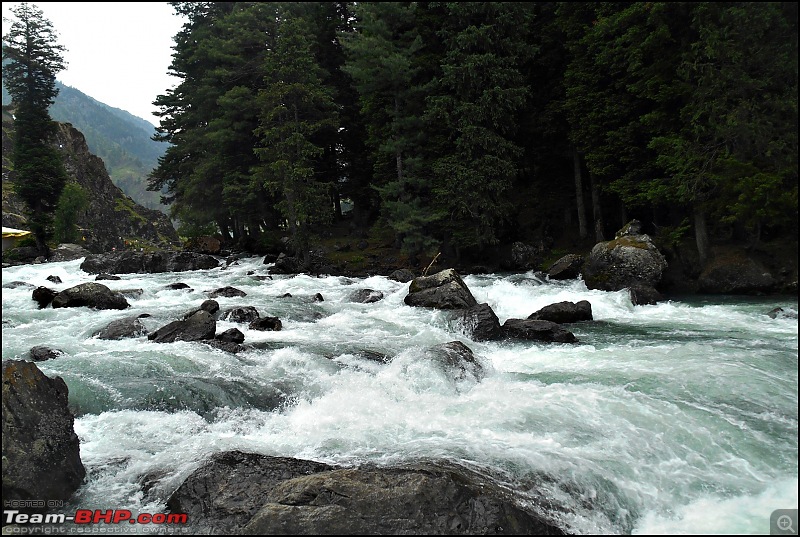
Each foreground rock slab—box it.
[167,450,564,535]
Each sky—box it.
[2,2,186,127]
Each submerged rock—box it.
[349,288,384,304]
[29,345,66,362]
[94,316,148,340]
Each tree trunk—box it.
[572,147,588,240]
[589,171,605,242]
[693,205,711,266]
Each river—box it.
[2,256,797,534]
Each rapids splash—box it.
[2,256,797,534]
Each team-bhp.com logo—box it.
[3,509,188,535]
[4,509,188,526]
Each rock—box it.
[51,282,129,310]
[426,341,486,384]
[46,275,62,284]
[313,293,324,302]
[168,451,563,535]
[698,255,777,294]
[203,340,246,354]
[3,281,35,289]
[165,282,191,290]
[95,273,121,281]
[583,220,667,292]
[166,451,334,534]
[268,253,307,275]
[94,316,148,340]
[454,303,502,341]
[767,307,798,320]
[248,317,282,331]
[389,269,415,283]
[2,361,85,513]
[29,346,66,362]
[220,307,260,324]
[528,301,593,323]
[32,286,58,309]
[243,465,564,535]
[404,269,478,310]
[183,300,220,319]
[349,289,384,304]
[547,254,584,280]
[216,328,245,344]
[48,243,91,262]
[207,286,247,298]
[628,284,664,306]
[501,319,578,343]
[148,311,216,343]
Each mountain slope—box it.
[2,80,169,214]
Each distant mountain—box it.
[2,80,169,215]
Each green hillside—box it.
[2,80,169,214]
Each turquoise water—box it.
[2,257,797,534]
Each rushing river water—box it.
[2,256,797,535]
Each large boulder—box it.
[243,465,563,535]
[501,319,578,343]
[528,301,593,323]
[698,255,777,295]
[51,282,129,310]
[583,220,667,291]
[167,451,563,535]
[166,451,335,534]
[148,311,216,343]
[454,303,502,341]
[48,243,92,262]
[404,269,478,310]
[2,361,85,512]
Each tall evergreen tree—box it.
[426,2,535,257]
[341,2,436,256]
[254,7,339,264]
[2,2,68,254]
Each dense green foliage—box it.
[53,182,88,243]
[2,2,68,253]
[149,1,797,262]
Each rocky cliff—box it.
[2,112,180,253]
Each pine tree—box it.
[2,2,68,254]
[425,2,535,256]
[254,7,339,265]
